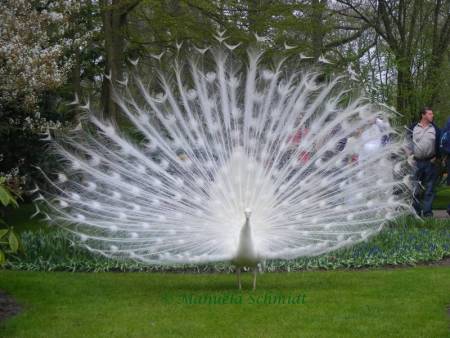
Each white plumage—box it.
[37,44,411,289]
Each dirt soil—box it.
[0,290,21,323]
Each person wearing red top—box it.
[290,126,310,164]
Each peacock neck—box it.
[242,216,251,233]
[237,215,256,254]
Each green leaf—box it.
[11,198,19,207]
[8,231,19,253]
[0,185,18,207]
[0,186,9,206]
[0,250,4,265]
[0,228,8,239]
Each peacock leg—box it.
[236,267,241,290]
[252,267,257,291]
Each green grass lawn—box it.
[1,268,449,337]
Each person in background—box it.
[359,117,390,163]
[407,107,441,217]
[289,116,310,165]
[440,116,450,215]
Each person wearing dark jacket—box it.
[406,107,441,217]
[441,117,450,215]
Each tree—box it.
[335,0,450,123]
[0,0,85,113]
[100,0,142,119]
[0,1,93,194]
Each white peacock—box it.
[35,39,411,290]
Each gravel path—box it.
[434,210,449,219]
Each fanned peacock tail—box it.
[34,41,412,265]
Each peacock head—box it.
[244,208,252,220]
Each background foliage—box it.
[1,0,449,201]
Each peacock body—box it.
[36,41,411,289]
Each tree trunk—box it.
[101,0,135,120]
[311,0,327,59]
